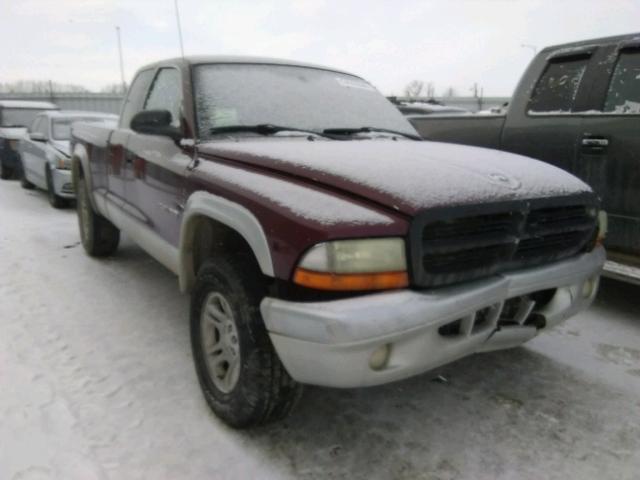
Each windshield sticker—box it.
[211,108,239,127]
[335,77,376,91]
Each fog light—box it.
[582,277,596,298]
[369,344,391,371]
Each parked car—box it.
[408,33,640,284]
[0,100,58,179]
[392,99,470,116]
[71,56,605,428]
[18,111,117,208]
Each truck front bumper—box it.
[50,168,75,199]
[261,246,605,388]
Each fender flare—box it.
[71,143,97,210]
[178,191,275,292]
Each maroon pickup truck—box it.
[71,56,606,428]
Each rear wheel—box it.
[76,175,120,257]
[46,167,67,208]
[0,161,13,180]
[191,256,302,428]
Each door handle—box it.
[581,137,609,147]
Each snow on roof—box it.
[46,110,118,119]
[0,100,58,110]
[139,55,357,78]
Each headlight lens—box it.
[56,156,71,170]
[293,238,408,291]
[597,210,607,245]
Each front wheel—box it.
[191,256,302,428]
[76,175,120,257]
[46,167,67,208]
[20,166,35,189]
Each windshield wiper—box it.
[209,124,328,138]
[322,127,421,140]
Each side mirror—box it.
[130,110,182,141]
[29,132,46,142]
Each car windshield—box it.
[1,108,44,128]
[193,63,418,139]
[51,117,106,140]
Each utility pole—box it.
[116,26,126,93]
[174,0,185,58]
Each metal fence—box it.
[0,92,124,114]
[0,92,510,116]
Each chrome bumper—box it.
[261,247,605,388]
[51,168,74,199]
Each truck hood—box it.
[198,139,592,216]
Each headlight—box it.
[56,156,71,170]
[597,210,607,246]
[293,238,408,291]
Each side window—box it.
[120,69,154,128]
[29,117,41,133]
[144,68,182,127]
[528,56,590,113]
[37,117,49,137]
[603,50,640,114]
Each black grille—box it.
[411,198,597,288]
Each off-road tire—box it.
[76,175,120,257]
[46,167,67,208]
[191,256,302,428]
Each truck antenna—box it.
[174,0,185,58]
[115,26,126,92]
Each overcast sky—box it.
[1,0,638,96]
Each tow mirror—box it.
[130,110,182,142]
[29,132,46,142]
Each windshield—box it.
[1,108,44,128]
[193,64,418,139]
[51,117,107,140]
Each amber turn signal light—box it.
[293,268,409,291]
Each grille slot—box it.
[413,201,597,288]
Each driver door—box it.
[124,67,190,248]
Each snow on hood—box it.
[198,139,592,216]
[51,139,71,157]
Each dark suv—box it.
[0,100,58,179]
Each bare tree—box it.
[0,80,89,93]
[444,86,456,97]
[404,80,425,99]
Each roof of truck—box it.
[0,100,59,110]
[543,32,640,52]
[42,110,118,119]
[138,55,356,77]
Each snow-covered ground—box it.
[1,180,639,480]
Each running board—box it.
[603,260,640,286]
